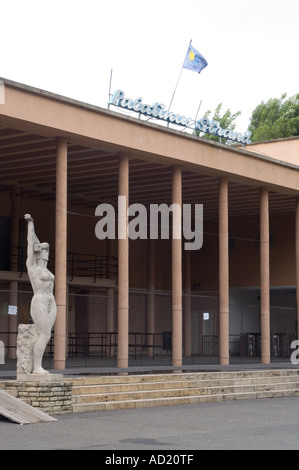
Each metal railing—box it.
[66,332,169,359]
[67,252,117,281]
[0,331,171,359]
[202,335,219,356]
[0,331,296,362]
[2,245,118,281]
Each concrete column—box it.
[146,238,155,356]
[106,287,115,356]
[296,198,299,342]
[106,237,116,356]
[54,137,68,370]
[10,185,20,271]
[118,155,129,369]
[184,249,191,357]
[172,166,182,367]
[9,185,20,358]
[219,177,229,365]
[260,187,270,364]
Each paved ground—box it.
[1,396,299,451]
[1,361,299,453]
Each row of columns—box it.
[111,159,275,368]
[218,184,271,365]
[48,143,299,369]
[5,137,299,369]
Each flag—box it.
[183,44,208,74]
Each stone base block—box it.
[4,379,73,415]
[17,373,64,383]
[17,324,38,375]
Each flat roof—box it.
[0,77,298,218]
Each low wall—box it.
[3,380,73,415]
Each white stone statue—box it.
[22,214,57,374]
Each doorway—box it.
[191,310,217,355]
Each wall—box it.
[247,138,299,166]
[4,380,73,415]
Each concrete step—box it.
[71,375,299,396]
[68,369,299,387]
[72,387,299,413]
[69,369,299,413]
[72,381,299,404]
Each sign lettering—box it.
[109,90,193,127]
[195,117,252,144]
[109,90,252,144]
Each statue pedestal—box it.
[5,378,73,415]
[16,324,63,382]
[16,373,64,383]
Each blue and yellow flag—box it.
[183,44,208,74]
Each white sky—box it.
[1,0,298,133]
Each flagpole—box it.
[194,99,202,122]
[168,67,183,112]
[167,39,192,112]
[108,68,113,109]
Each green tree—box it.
[249,93,299,142]
[196,103,241,144]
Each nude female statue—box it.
[24,214,57,374]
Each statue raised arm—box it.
[24,213,40,270]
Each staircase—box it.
[68,369,299,413]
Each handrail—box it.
[0,331,295,359]
[1,245,118,281]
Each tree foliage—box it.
[196,103,241,144]
[248,93,299,142]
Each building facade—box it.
[0,78,298,370]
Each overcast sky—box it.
[1,0,298,133]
